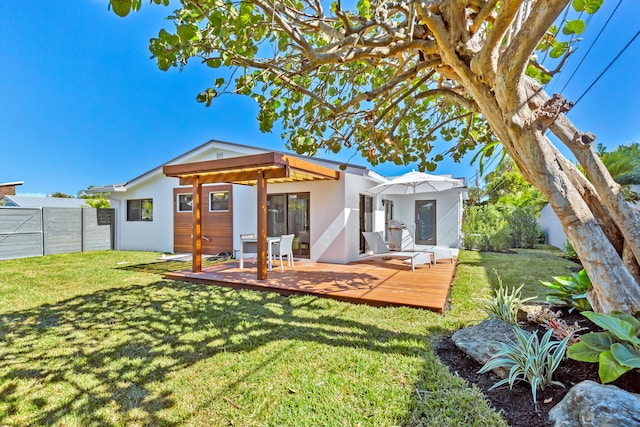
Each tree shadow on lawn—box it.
[0,281,450,426]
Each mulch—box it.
[435,311,640,426]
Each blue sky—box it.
[1,1,638,195]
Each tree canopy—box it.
[109,0,640,314]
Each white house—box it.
[89,139,468,265]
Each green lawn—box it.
[0,247,578,426]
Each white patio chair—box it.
[361,232,428,271]
[272,234,295,271]
[239,233,257,268]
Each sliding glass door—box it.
[267,192,310,257]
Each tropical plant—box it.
[541,269,592,312]
[110,0,640,314]
[483,158,548,215]
[598,143,640,202]
[567,311,640,383]
[479,280,536,325]
[526,308,586,345]
[479,326,571,407]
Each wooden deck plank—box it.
[164,258,456,312]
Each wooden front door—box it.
[173,185,233,254]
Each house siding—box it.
[173,184,233,255]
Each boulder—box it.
[451,318,517,378]
[549,380,640,427]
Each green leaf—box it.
[563,19,586,35]
[573,0,604,13]
[206,59,222,68]
[567,341,601,363]
[550,42,569,59]
[110,0,132,17]
[177,25,197,43]
[577,332,616,352]
[357,0,371,18]
[572,0,586,12]
[583,311,636,342]
[214,77,225,88]
[599,349,633,383]
[610,343,640,368]
[610,311,640,335]
[584,0,604,14]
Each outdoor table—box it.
[239,236,281,271]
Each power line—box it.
[574,29,640,106]
[557,0,623,95]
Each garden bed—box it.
[436,311,640,427]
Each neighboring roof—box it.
[1,195,90,208]
[0,181,24,187]
[86,139,375,193]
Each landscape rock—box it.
[549,380,640,427]
[517,301,560,322]
[451,318,517,378]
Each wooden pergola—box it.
[163,152,340,279]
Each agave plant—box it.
[479,279,536,325]
[540,269,592,312]
[479,326,571,408]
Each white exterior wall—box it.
[375,190,464,250]
[538,204,567,250]
[111,174,177,252]
[231,184,257,254]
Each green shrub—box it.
[508,207,541,249]
[567,311,640,383]
[479,326,571,407]
[479,281,536,325]
[489,224,511,252]
[462,205,511,252]
[540,269,592,312]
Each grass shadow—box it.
[0,280,448,425]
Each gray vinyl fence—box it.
[0,207,114,261]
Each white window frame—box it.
[176,193,193,212]
[209,190,230,212]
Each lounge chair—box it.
[361,232,428,271]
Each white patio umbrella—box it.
[368,170,465,195]
[368,171,466,251]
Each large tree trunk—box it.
[460,76,640,314]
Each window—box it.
[177,193,192,212]
[127,199,153,221]
[209,191,229,211]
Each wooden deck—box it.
[165,257,457,313]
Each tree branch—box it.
[471,0,521,82]
[499,0,570,91]
[521,77,640,266]
[414,88,479,113]
[471,0,499,34]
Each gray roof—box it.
[1,195,91,208]
[85,139,376,193]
